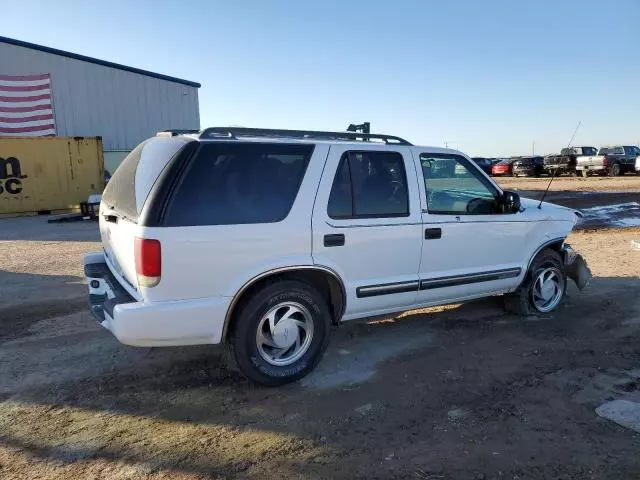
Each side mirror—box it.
[501,190,521,214]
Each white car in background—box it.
[85,127,591,386]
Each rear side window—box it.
[163,142,313,226]
[327,151,409,219]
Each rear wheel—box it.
[505,249,567,316]
[229,280,331,386]
[609,163,621,176]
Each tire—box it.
[229,280,332,386]
[505,249,567,316]
[609,163,621,177]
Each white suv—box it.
[85,127,590,386]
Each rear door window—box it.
[327,151,409,218]
[163,142,313,226]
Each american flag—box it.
[0,74,56,136]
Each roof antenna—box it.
[538,121,581,209]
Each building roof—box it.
[0,35,201,88]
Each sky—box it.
[2,0,639,156]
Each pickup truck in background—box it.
[543,146,597,176]
[576,145,640,177]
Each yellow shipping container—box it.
[0,136,104,215]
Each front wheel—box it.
[229,280,332,386]
[505,249,567,316]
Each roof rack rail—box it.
[198,127,412,145]
[156,129,200,137]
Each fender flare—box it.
[221,265,346,339]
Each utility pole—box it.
[532,141,535,155]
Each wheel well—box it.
[527,239,564,272]
[545,240,564,255]
[223,268,345,340]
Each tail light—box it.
[602,155,608,166]
[135,238,161,287]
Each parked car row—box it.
[473,156,545,177]
[473,145,640,177]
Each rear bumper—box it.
[512,167,537,176]
[576,165,605,172]
[84,252,230,346]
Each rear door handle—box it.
[424,228,441,240]
[324,234,345,247]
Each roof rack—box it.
[156,129,200,137]
[198,127,413,145]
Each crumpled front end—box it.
[562,244,592,290]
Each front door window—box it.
[420,154,499,215]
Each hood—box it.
[519,197,582,225]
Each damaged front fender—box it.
[562,244,592,290]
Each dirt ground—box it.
[496,174,640,192]
[1,177,640,479]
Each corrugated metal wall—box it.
[0,42,200,151]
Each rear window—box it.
[101,137,192,221]
[101,141,146,220]
[163,142,313,226]
[580,147,597,156]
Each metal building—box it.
[0,36,200,172]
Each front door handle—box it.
[424,228,442,240]
[324,234,345,247]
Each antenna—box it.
[538,121,581,209]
